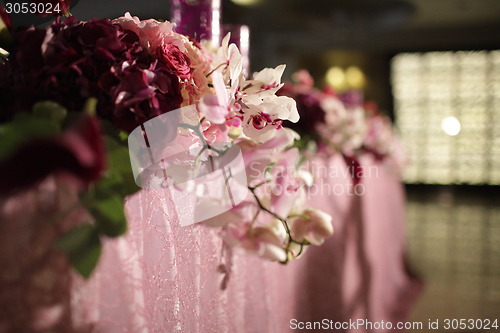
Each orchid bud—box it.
[290,208,333,246]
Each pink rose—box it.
[156,43,192,80]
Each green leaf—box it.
[0,115,60,161]
[118,131,129,142]
[90,194,127,237]
[55,224,102,279]
[106,138,135,174]
[83,98,98,116]
[32,101,68,123]
[78,120,137,239]
[0,101,68,161]
[103,135,139,196]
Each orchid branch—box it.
[248,186,308,264]
[206,62,227,78]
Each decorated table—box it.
[0,155,418,333]
[0,1,420,332]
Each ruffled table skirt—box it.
[0,155,420,332]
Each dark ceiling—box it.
[211,0,498,88]
[223,0,500,52]
[58,0,500,116]
[71,0,500,67]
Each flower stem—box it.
[248,187,308,264]
[206,62,227,78]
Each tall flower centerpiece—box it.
[0,6,334,277]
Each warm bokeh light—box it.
[325,66,346,90]
[441,116,461,136]
[230,0,262,6]
[345,66,365,88]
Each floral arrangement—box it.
[0,9,333,276]
[279,70,406,180]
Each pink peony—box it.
[113,13,179,53]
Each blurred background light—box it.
[392,50,500,185]
[441,116,461,136]
[325,66,347,91]
[345,66,366,89]
[230,0,262,6]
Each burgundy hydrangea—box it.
[99,60,183,131]
[0,16,184,132]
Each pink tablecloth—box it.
[0,155,420,332]
[292,154,421,332]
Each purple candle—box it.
[170,0,221,45]
[223,24,250,75]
